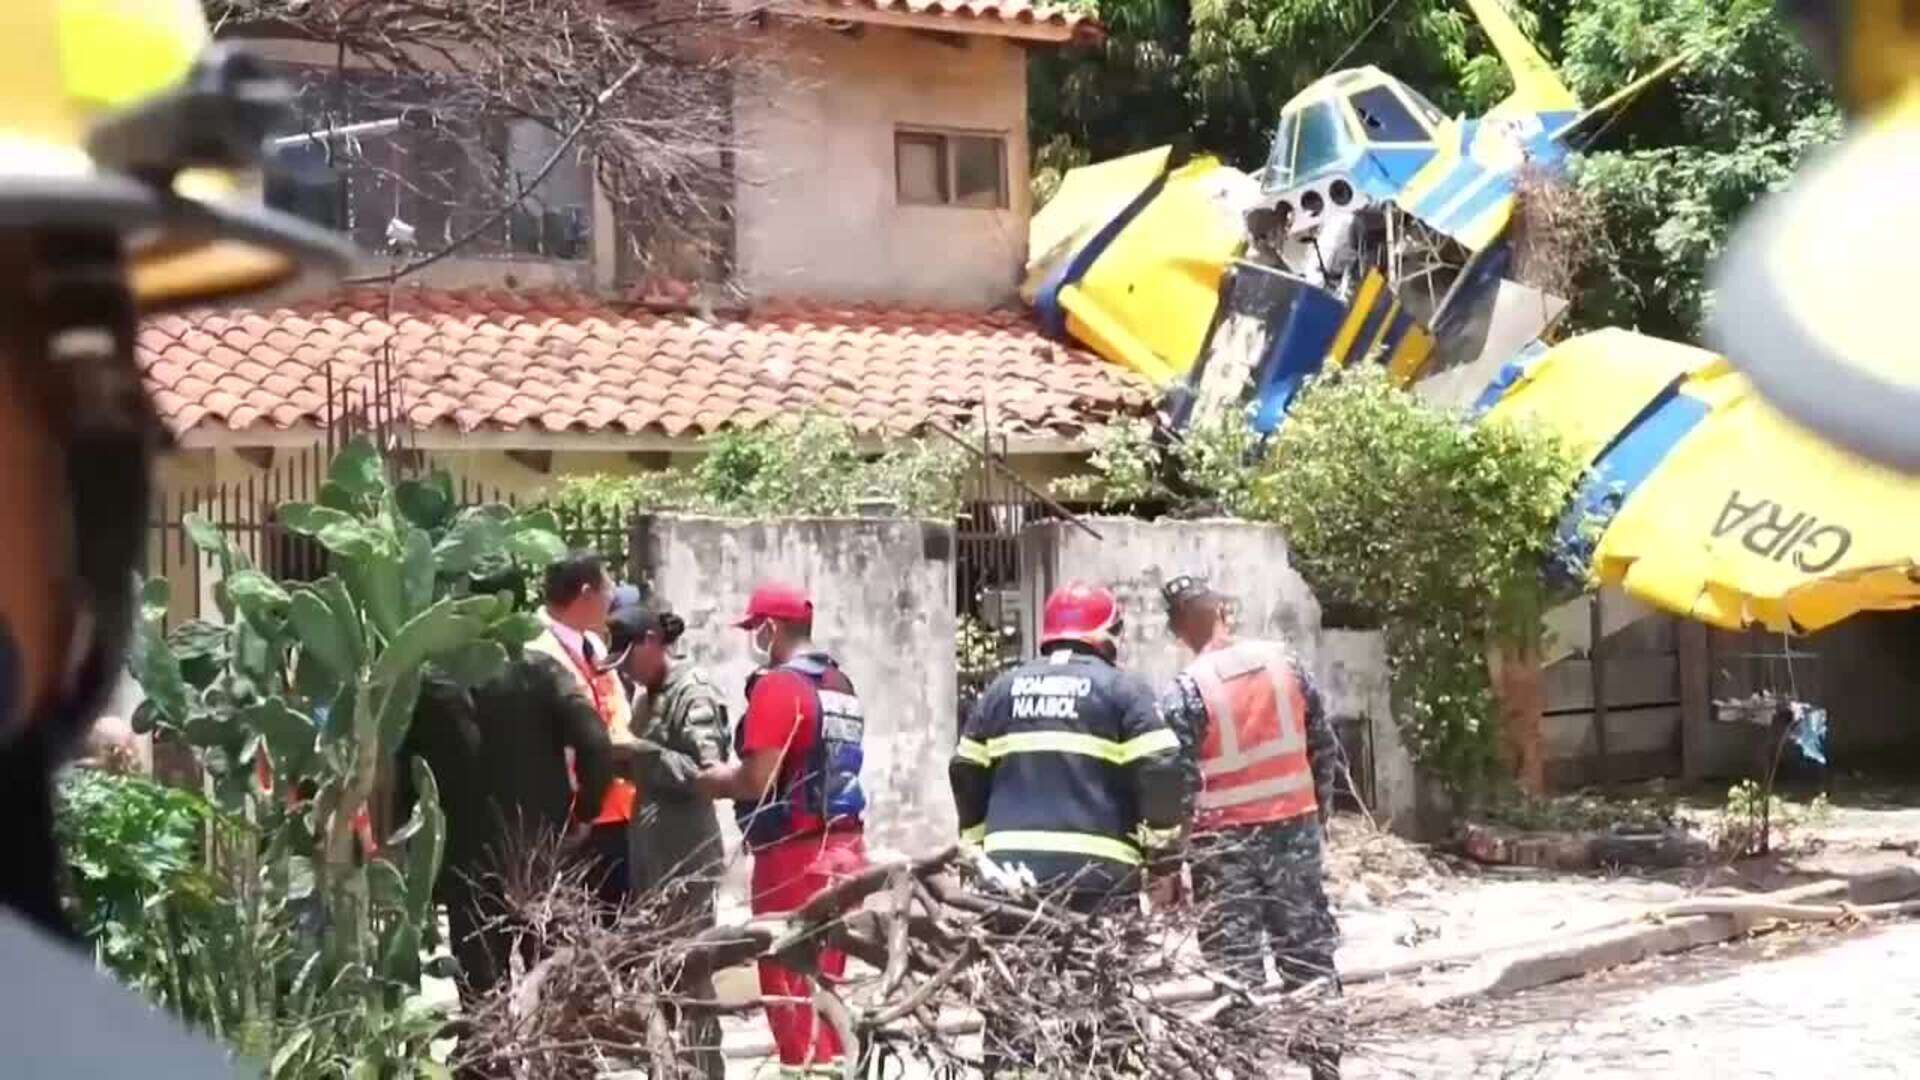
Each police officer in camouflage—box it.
[605,603,730,1078]
[1159,575,1343,1080]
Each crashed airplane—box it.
[1025,0,1685,437]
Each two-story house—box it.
[137,0,1149,566]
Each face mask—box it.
[748,622,775,666]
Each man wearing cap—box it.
[604,602,729,1079]
[1159,574,1343,1080]
[696,582,868,1078]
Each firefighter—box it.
[526,552,643,913]
[1159,574,1343,1080]
[952,581,1187,904]
[696,581,868,1079]
[0,2,352,1072]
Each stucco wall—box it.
[1017,517,1324,687]
[633,515,961,870]
[734,26,1031,308]
[1015,517,1427,830]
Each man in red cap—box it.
[697,581,868,1077]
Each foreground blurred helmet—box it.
[0,0,349,871]
[1707,1,1920,471]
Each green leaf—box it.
[432,640,506,687]
[318,479,359,514]
[377,918,422,997]
[377,666,424,758]
[182,513,229,560]
[243,698,316,779]
[347,547,407,644]
[372,598,485,687]
[288,584,357,676]
[487,612,543,650]
[431,512,509,576]
[315,519,384,563]
[400,527,436,617]
[367,857,407,913]
[223,570,290,623]
[127,606,190,727]
[269,1027,314,1077]
[399,758,444,928]
[139,577,171,621]
[328,436,389,505]
[277,502,355,537]
[395,472,455,531]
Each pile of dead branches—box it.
[1510,166,1609,304]
[455,844,1351,1079]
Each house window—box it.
[895,129,1007,209]
[264,67,591,261]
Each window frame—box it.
[894,127,1010,210]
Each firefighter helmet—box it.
[1040,582,1124,652]
[0,0,353,310]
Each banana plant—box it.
[127,437,564,1076]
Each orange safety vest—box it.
[1188,639,1317,831]
[527,624,637,826]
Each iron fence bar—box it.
[925,420,1100,541]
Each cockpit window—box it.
[1349,86,1431,143]
[1265,100,1355,188]
[1402,85,1448,128]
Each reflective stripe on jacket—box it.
[951,645,1185,892]
[1189,639,1316,830]
[525,628,637,825]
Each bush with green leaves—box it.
[122,436,565,1078]
[1248,371,1588,794]
[1051,410,1262,517]
[54,769,218,1013]
[542,415,971,567]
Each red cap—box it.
[734,581,814,629]
[1040,581,1122,649]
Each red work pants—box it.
[749,829,868,1072]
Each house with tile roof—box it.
[145,0,1148,529]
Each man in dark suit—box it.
[405,579,618,1007]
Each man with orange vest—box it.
[1160,573,1343,1080]
[526,552,642,913]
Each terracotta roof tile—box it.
[134,287,1152,442]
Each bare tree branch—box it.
[213,0,772,285]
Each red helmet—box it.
[1040,582,1123,651]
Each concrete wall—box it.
[734,25,1030,308]
[1017,517,1323,687]
[1015,517,1429,831]
[633,515,960,869]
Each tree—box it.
[1560,0,1839,338]
[211,0,767,285]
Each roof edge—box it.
[774,0,1102,44]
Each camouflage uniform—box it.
[627,662,730,1080]
[1160,656,1344,1079]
